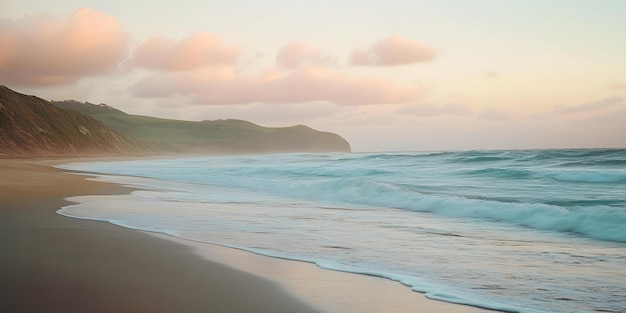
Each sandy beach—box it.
[1,158,495,313]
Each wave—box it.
[444,150,515,163]
[458,167,626,184]
[414,197,626,243]
[526,148,625,159]
[446,148,626,167]
[57,149,626,243]
[558,158,626,167]
[281,166,391,178]
[549,170,626,184]
[285,177,626,243]
[461,168,535,179]
[360,151,453,160]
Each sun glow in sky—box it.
[1,0,625,151]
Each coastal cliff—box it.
[0,86,145,156]
[0,85,351,156]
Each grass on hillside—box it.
[92,112,277,149]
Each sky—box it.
[1,0,625,152]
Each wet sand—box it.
[1,158,496,313]
[0,159,319,313]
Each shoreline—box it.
[1,158,319,313]
[1,157,496,313]
[147,232,498,313]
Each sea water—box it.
[57,149,626,313]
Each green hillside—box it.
[52,101,351,154]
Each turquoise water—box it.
[58,149,626,313]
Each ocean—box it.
[56,149,626,313]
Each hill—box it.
[0,85,350,156]
[52,101,351,154]
[0,86,145,156]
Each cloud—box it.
[479,109,512,120]
[132,66,237,97]
[128,33,239,71]
[132,66,419,105]
[556,96,624,114]
[396,103,473,117]
[0,8,127,86]
[609,83,626,90]
[484,71,498,78]
[275,41,333,69]
[349,36,435,66]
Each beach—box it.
[0,158,494,313]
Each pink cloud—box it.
[479,109,512,120]
[133,66,418,105]
[0,8,127,86]
[129,33,239,71]
[132,66,237,97]
[555,96,624,114]
[275,41,333,69]
[609,83,626,90]
[396,103,473,117]
[349,36,435,66]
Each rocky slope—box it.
[0,86,145,156]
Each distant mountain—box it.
[50,100,352,154]
[0,86,146,156]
